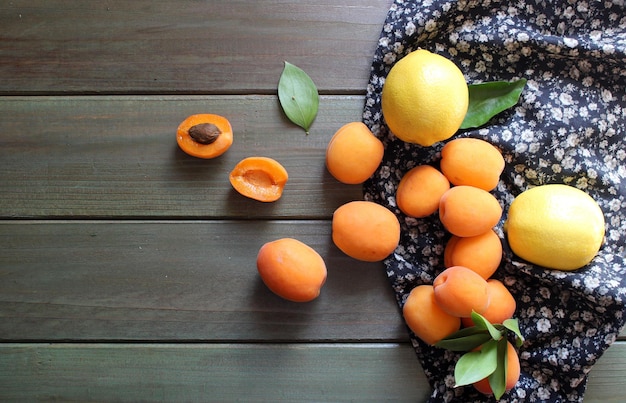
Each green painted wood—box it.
[3,0,626,400]
[586,341,626,402]
[0,0,392,95]
[0,220,405,342]
[1,342,625,402]
[0,95,365,219]
[0,343,428,402]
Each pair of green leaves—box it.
[277,60,527,136]
[435,311,525,400]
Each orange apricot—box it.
[256,238,327,302]
[396,165,451,218]
[444,230,503,279]
[440,138,505,191]
[176,113,233,159]
[326,122,384,184]
[443,235,460,268]
[403,285,461,345]
[432,266,490,318]
[229,157,288,202]
[439,186,503,237]
[473,341,521,395]
[462,279,516,327]
[332,200,400,262]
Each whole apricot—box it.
[440,138,504,191]
[332,201,400,262]
[326,122,384,184]
[256,238,327,302]
[439,186,503,237]
[176,114,233,159]
[403,285,461,345]
[444,230,503,279]
[473,341,521,395]
[396,165,450,218]
[462,279,516,327]
[433,266,490,318]
[229,156,288,202]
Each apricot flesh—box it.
[229,157,288,202]
[176,113,233,159]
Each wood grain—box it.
[0,220,405,342]
[1,342,625,402]
[0,95,364,219]
[0,343,429,402]
[0,0,392,95]
[2,0,625,401]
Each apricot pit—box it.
[177,113,233,159]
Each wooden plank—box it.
[1,342,625,402]
[586,341,626,402]
[0,95,364,219]
[0,343,429,402]
[0,220,406,342]
[0,0,392,95]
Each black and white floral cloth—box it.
[362,0,626,401]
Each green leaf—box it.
[278,61,319,135]
[488,338,509,400]
[460,78,527,129]
[503,318,525,347]
[435,327,492,351]
[454,340,499,387]
[471,311,503,341]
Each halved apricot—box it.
[229,157,288,202]
[176,114,233,159]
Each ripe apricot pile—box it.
[398,137,521,396]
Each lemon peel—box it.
[504,184,605,271]
[381,49,469,146]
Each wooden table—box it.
[1,1,624,401]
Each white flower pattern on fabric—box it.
[362,0,626,402]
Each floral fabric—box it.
[362,0,626,401]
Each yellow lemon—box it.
[504,184,605,271]
[381,49,469,147]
